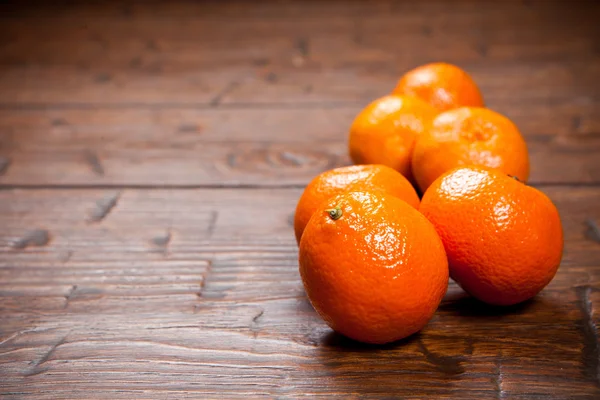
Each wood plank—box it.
[3,0,595,19]
[0,1,598,106]
[0,106,598,187]
[0,187,599,398]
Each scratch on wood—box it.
[63,286,104,307]
[576,285,600,386]
[207,211,219,237]
[83,150,105,176]
[252,308,265,323]
[198,289,227,299]
[253,57,269,66]
[94,73,112,83]
[417,338,465,375]
[198,278,206,297]
[209,80,240,107]
[227,153,238,168]
[151,230,172,247]
[89,192,120,222]
[12,229,50,249]
[147,325,199,330]
[51,118,68,126]
[63,285,77,309]
[585,219,600,243]
[493,357,505,399]
[296,37,310,57]
[197,275,234,300]
[265,72,278,83]
[129,56,143,68]
[477,42,488,57]
[0,327,53,347]
[280,151,308,167]
[147,39,159,51]
[0,332,23,347]
[0,156,10,175]
[251,308,265,338]
[195,260,214,304]
[24,334,68,376]
[572,115,582,131]
[177,124,202,134]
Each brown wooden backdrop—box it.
[1,1,599,398]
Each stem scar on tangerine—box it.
[325,207,343,220]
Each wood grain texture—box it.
[0,105,598,187]
[0,188,599,398]
[0,0,598,106]
[1,0,598,188]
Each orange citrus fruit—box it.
[393,62,484,111]
[294,164,419,243]
[299,190,448,344]
[419,166,563,306]
[411,106,530,193]
[348,94,438,183]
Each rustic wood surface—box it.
[0,1,599,398]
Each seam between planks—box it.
[1,182,600,191]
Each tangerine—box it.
[294,164,419,243]
[348,94,438,182]
[299,191,448,344]
[411,106,530,193]
[393,62,484,111]
[419,166,563,306]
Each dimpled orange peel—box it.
[411,106,530,193]
[419,166,563,306]
[393,62,484,111]
[299,190,448,344]
[293,164,419,244]
[348,94,438,183]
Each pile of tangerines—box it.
[294,62,563,344]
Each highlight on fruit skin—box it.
[348,94,438,183]
[392,62,484,112]
[293,164,420,244]
[419,166,563,306]
[411,106,530,193]
[299,190,449,344]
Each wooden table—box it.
[1,1,599,398]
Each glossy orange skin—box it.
[349,95,438,183]
[299,191,448,344]
[412,107,530,193]
[294,164,420,243]
[393,62,484,111]
[420,166,563,306]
